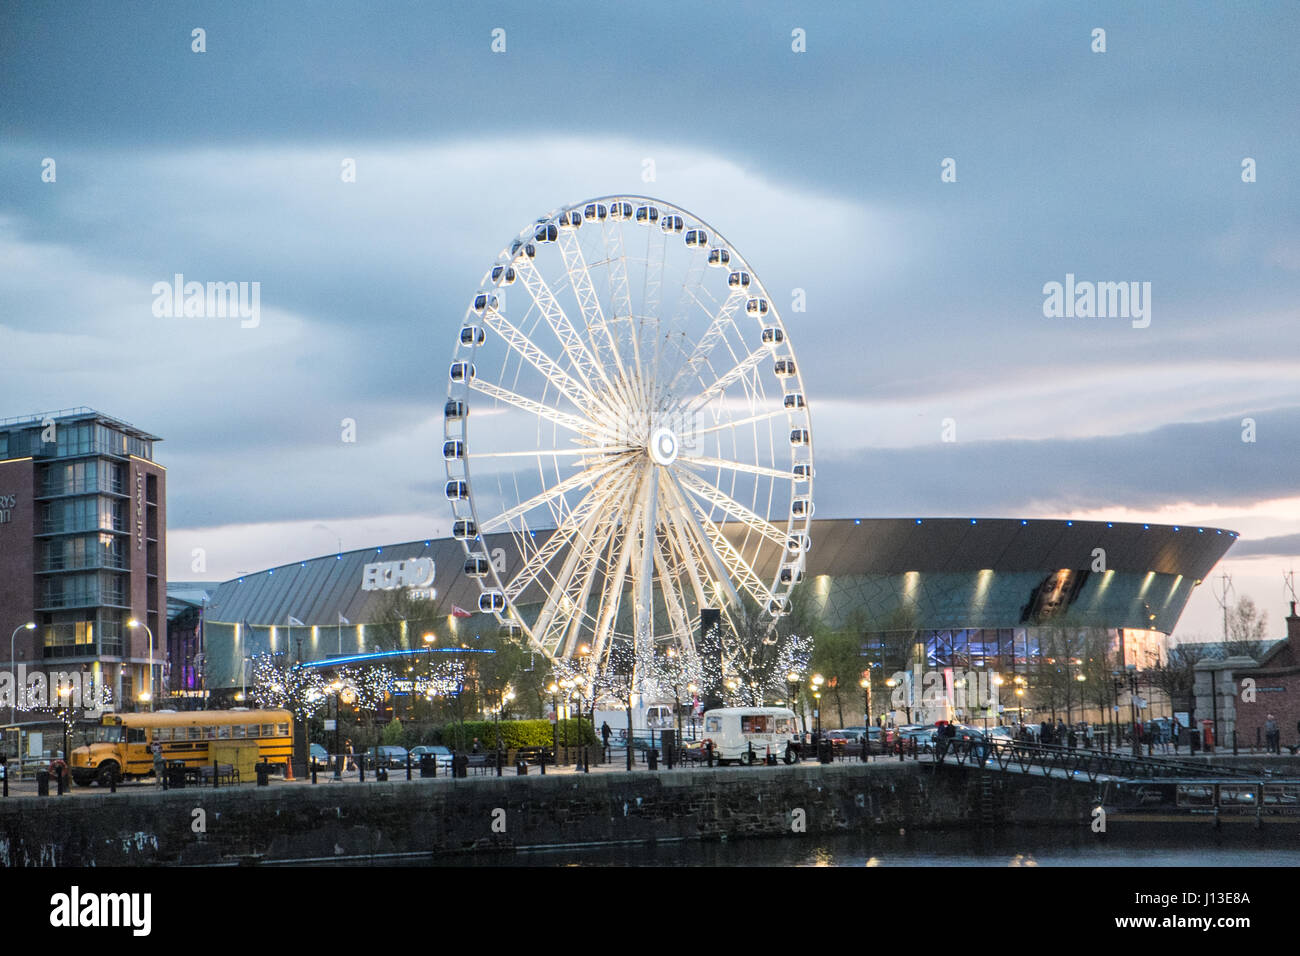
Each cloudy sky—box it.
[3,1,1298,641]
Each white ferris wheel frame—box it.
[442,195,814,669]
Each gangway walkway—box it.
[930,738,1265,784]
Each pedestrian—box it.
[471,736,481,754]
[601,721,611,751]
[344,738,355,771]
[1171,721,1181,754]
[1265,714,1279,754]
[1040,721,1053,747]
[152,741,165,786]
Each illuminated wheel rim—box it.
[443,196,814,669]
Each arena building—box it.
[198,517,1237,725]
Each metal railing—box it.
[930,737,1262,782]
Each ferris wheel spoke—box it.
[480,307,596,415]
[503,470,630,601]
[689,345,770,411]
[512,257,617,406]
[667,290,744,395]
[678,454,790,481]
[557,229,635,407]
[479,456,629,534]
[555,475,641,658]
[691,408,788,439]
[590,494,639,667]
[468,379,619,443]
[528,480,630,653]
[651,528,694,645]
[670,473,776,610]
[474,444,634,460]
[676,469,788,549]
[662,472,744,609]
[659,481,713,621]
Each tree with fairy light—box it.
[247,653,331,721]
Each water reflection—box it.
[427,827,1300,868]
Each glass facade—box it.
[1,409,163,677]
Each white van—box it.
[701,707,801,765]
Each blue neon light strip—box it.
[293,646,496,669]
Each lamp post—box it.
[8,622,35,724]
[58,682,73,761]
[330,679,343,778]
[687,683,698,740]
[547,681,560,760]
[558,679,572,748]
[859,675,871,760]
[127,618,155,712]
[811,673,824,742]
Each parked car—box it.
[409,745,454,769]
[364,745,409,770]
[309,742,330,767]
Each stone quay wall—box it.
[0,762,1099,866]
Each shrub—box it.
[436,718,596,750]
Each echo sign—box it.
[361,558,435,591]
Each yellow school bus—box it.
[69,709,293,786]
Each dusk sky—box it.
[3,1,1298,642]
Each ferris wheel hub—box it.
[648,426,679,466]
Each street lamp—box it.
[8,622,35,724]
[859,675,871,761]
[330,679,344,778]
[687,683,698,740]
[548,681,560,759]
[58,682,74,762]
[127,618,155,712]
[811,674,824,741]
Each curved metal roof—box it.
[205,518,1237,629]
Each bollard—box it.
[212,760,219,789]
[36,768,50,797]
[360,759,365,783]
[706,741,714,767]
[311,760,318,784]
[516,760,527,775]
[583,745,590,773]
[1,762,6,798]
[57,767,66,796]
[647,748,658,771]
[256,762,271,787]
[497,749,503,778]
[109,770,117,793]
[747,741,754,765]
[1233,731,1238,757]
[407,754,412,781]
[539,751,545,775]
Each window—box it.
[231,725,245,739]
[188,727,201,740]
[705,716,722,733]
[261,725,275,737]
[127,728,146,744]
[204,726,216,739]
[154,727,172,742]
[245,725,260,738]
[741,715,772,734]
[218,725,231,739]
[776,717,795,734]
[276,723,289,737]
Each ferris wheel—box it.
[442,196,814,668]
